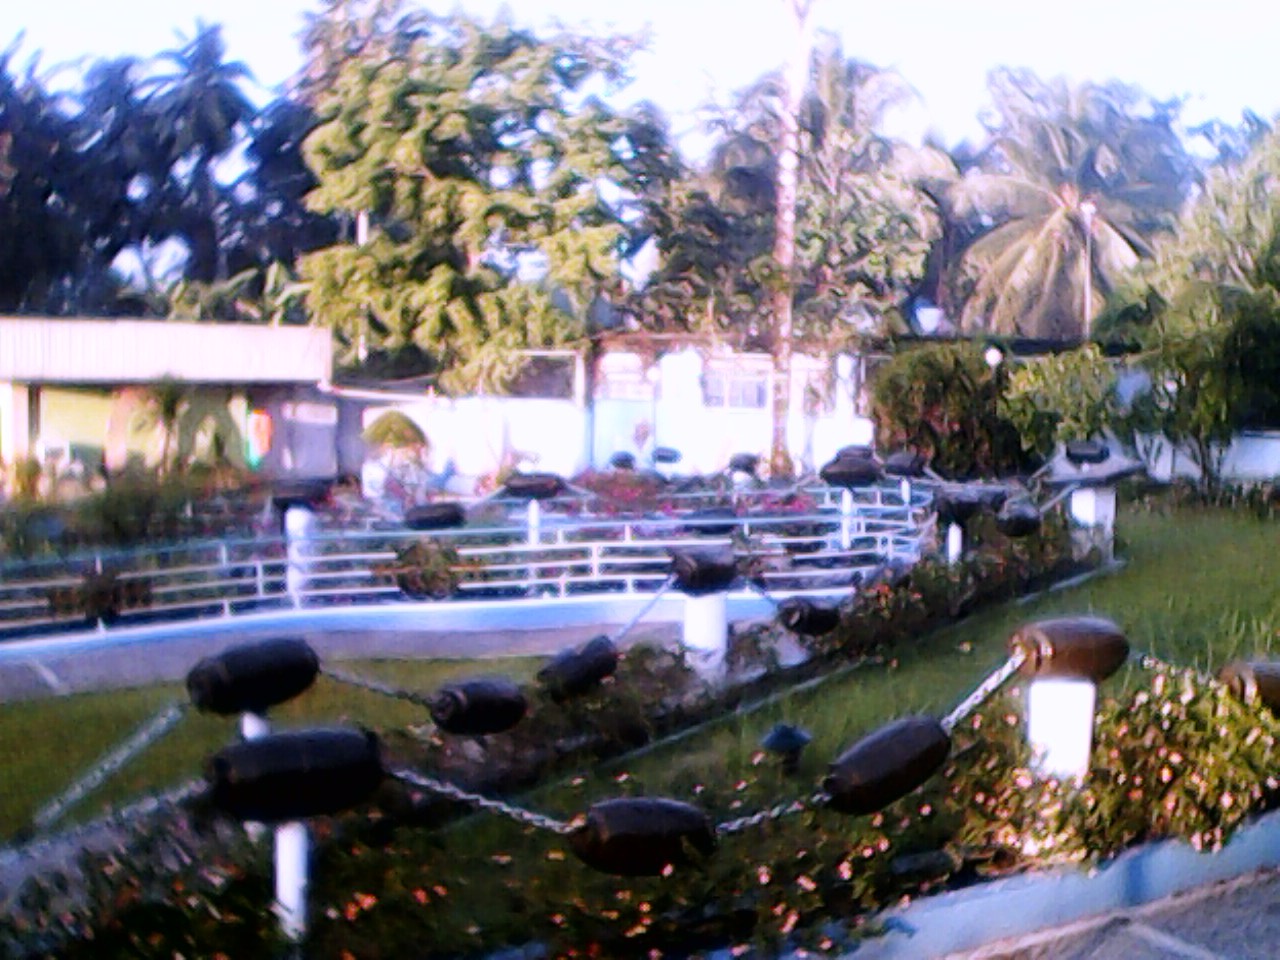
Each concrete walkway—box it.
[954,867,1280,959]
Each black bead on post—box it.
[669,548,739,596]
[820,455,881,489]
[569,797,716,876]
[776,597,842,637]
[207,727,384,823]
[404,502,466,531]
[430,678,528,735]
[1009,616,1130,683]
[537,635,619,701]
[187,638,320,716]
[824,716,951,816]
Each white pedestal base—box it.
[682,593,728,678]
[1027,679,1097,781]
[284,505,316,608]
[946,522,963,566]
[274,821,310,942]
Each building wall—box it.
[362,347,876,495]
[34,385,252,474]
[1144,431,1280,483]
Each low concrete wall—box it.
[1144,430,1280,484]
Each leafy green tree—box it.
[871,342,1025,479]
[1144,125,1280,331]
[952,69,1195,340]
[642,36,939,473]
[1125,126,1280,489]
[146,22,256,283]
[134,377,190,476]
[0,45,105,311]
[300,10,642,393]
[227,98,340,275]
[793,39,940,341]
[1000,345,1120,458]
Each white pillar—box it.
[899,478,912,507]
[840,489,854,550]
[241,712,270,741]
[1026,679,1097,781]
[274,820,310,943]
[1069,485,1118,560]
[526,498,541,546]
[284,505,316,608]
[682,593,728,678]
[945,522,963,566]
[240,712,270,842]
[1069,486,1116,530]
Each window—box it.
[703,368,769,409]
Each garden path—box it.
[952,867,1280,959]
[0,622,685,702]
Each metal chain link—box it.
[392,767,576,835]
[613,574,678,644]
[742,576,780,610]
[31,702,188,830]
[716,791,829,836]
[323,665,437,711]
[7,777,207,864]
[940,650,1026,735]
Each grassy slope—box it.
[0,659,543,838]
[602,507,1280,800]
[3,507,1277,842]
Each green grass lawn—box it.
[3,505,1278,844]
[573,506,1280,807]
[0,658,543,838]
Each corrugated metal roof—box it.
[0,318,332,384]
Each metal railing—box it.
[0,483,935,639]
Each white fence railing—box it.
[0,483,935,639]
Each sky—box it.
[9,0,1280,152]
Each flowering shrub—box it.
[950,661,1280,869]
[15,656,1279,960]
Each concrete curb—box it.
[843,807,1280,959]
[0,588,852,667]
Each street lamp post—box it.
[984,346,1003,477]
[1080,200,1097,340]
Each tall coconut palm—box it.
[794,38,939,340]
[146,22,255,283]
[767,0,814,478]
[952,69,1195,341]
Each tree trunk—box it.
[769,0,812,479]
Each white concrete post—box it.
[945,522,963,566]
[241,712,270,741]
[240,712,270,842]
[1026,679,1097,781]
[840,489,855,550]
[284,505,316,608]
[1069,485,1118,561]
[682,593,728,679]
[274,821,310,944]
[526,498,541,546]
[242,710,310,942]
[899,478,912,507]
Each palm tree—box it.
[768,0,814,478]
[951,69,1194,341]
[146,22,255,283]
[135,377,190,476]
[794,39,939,339]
